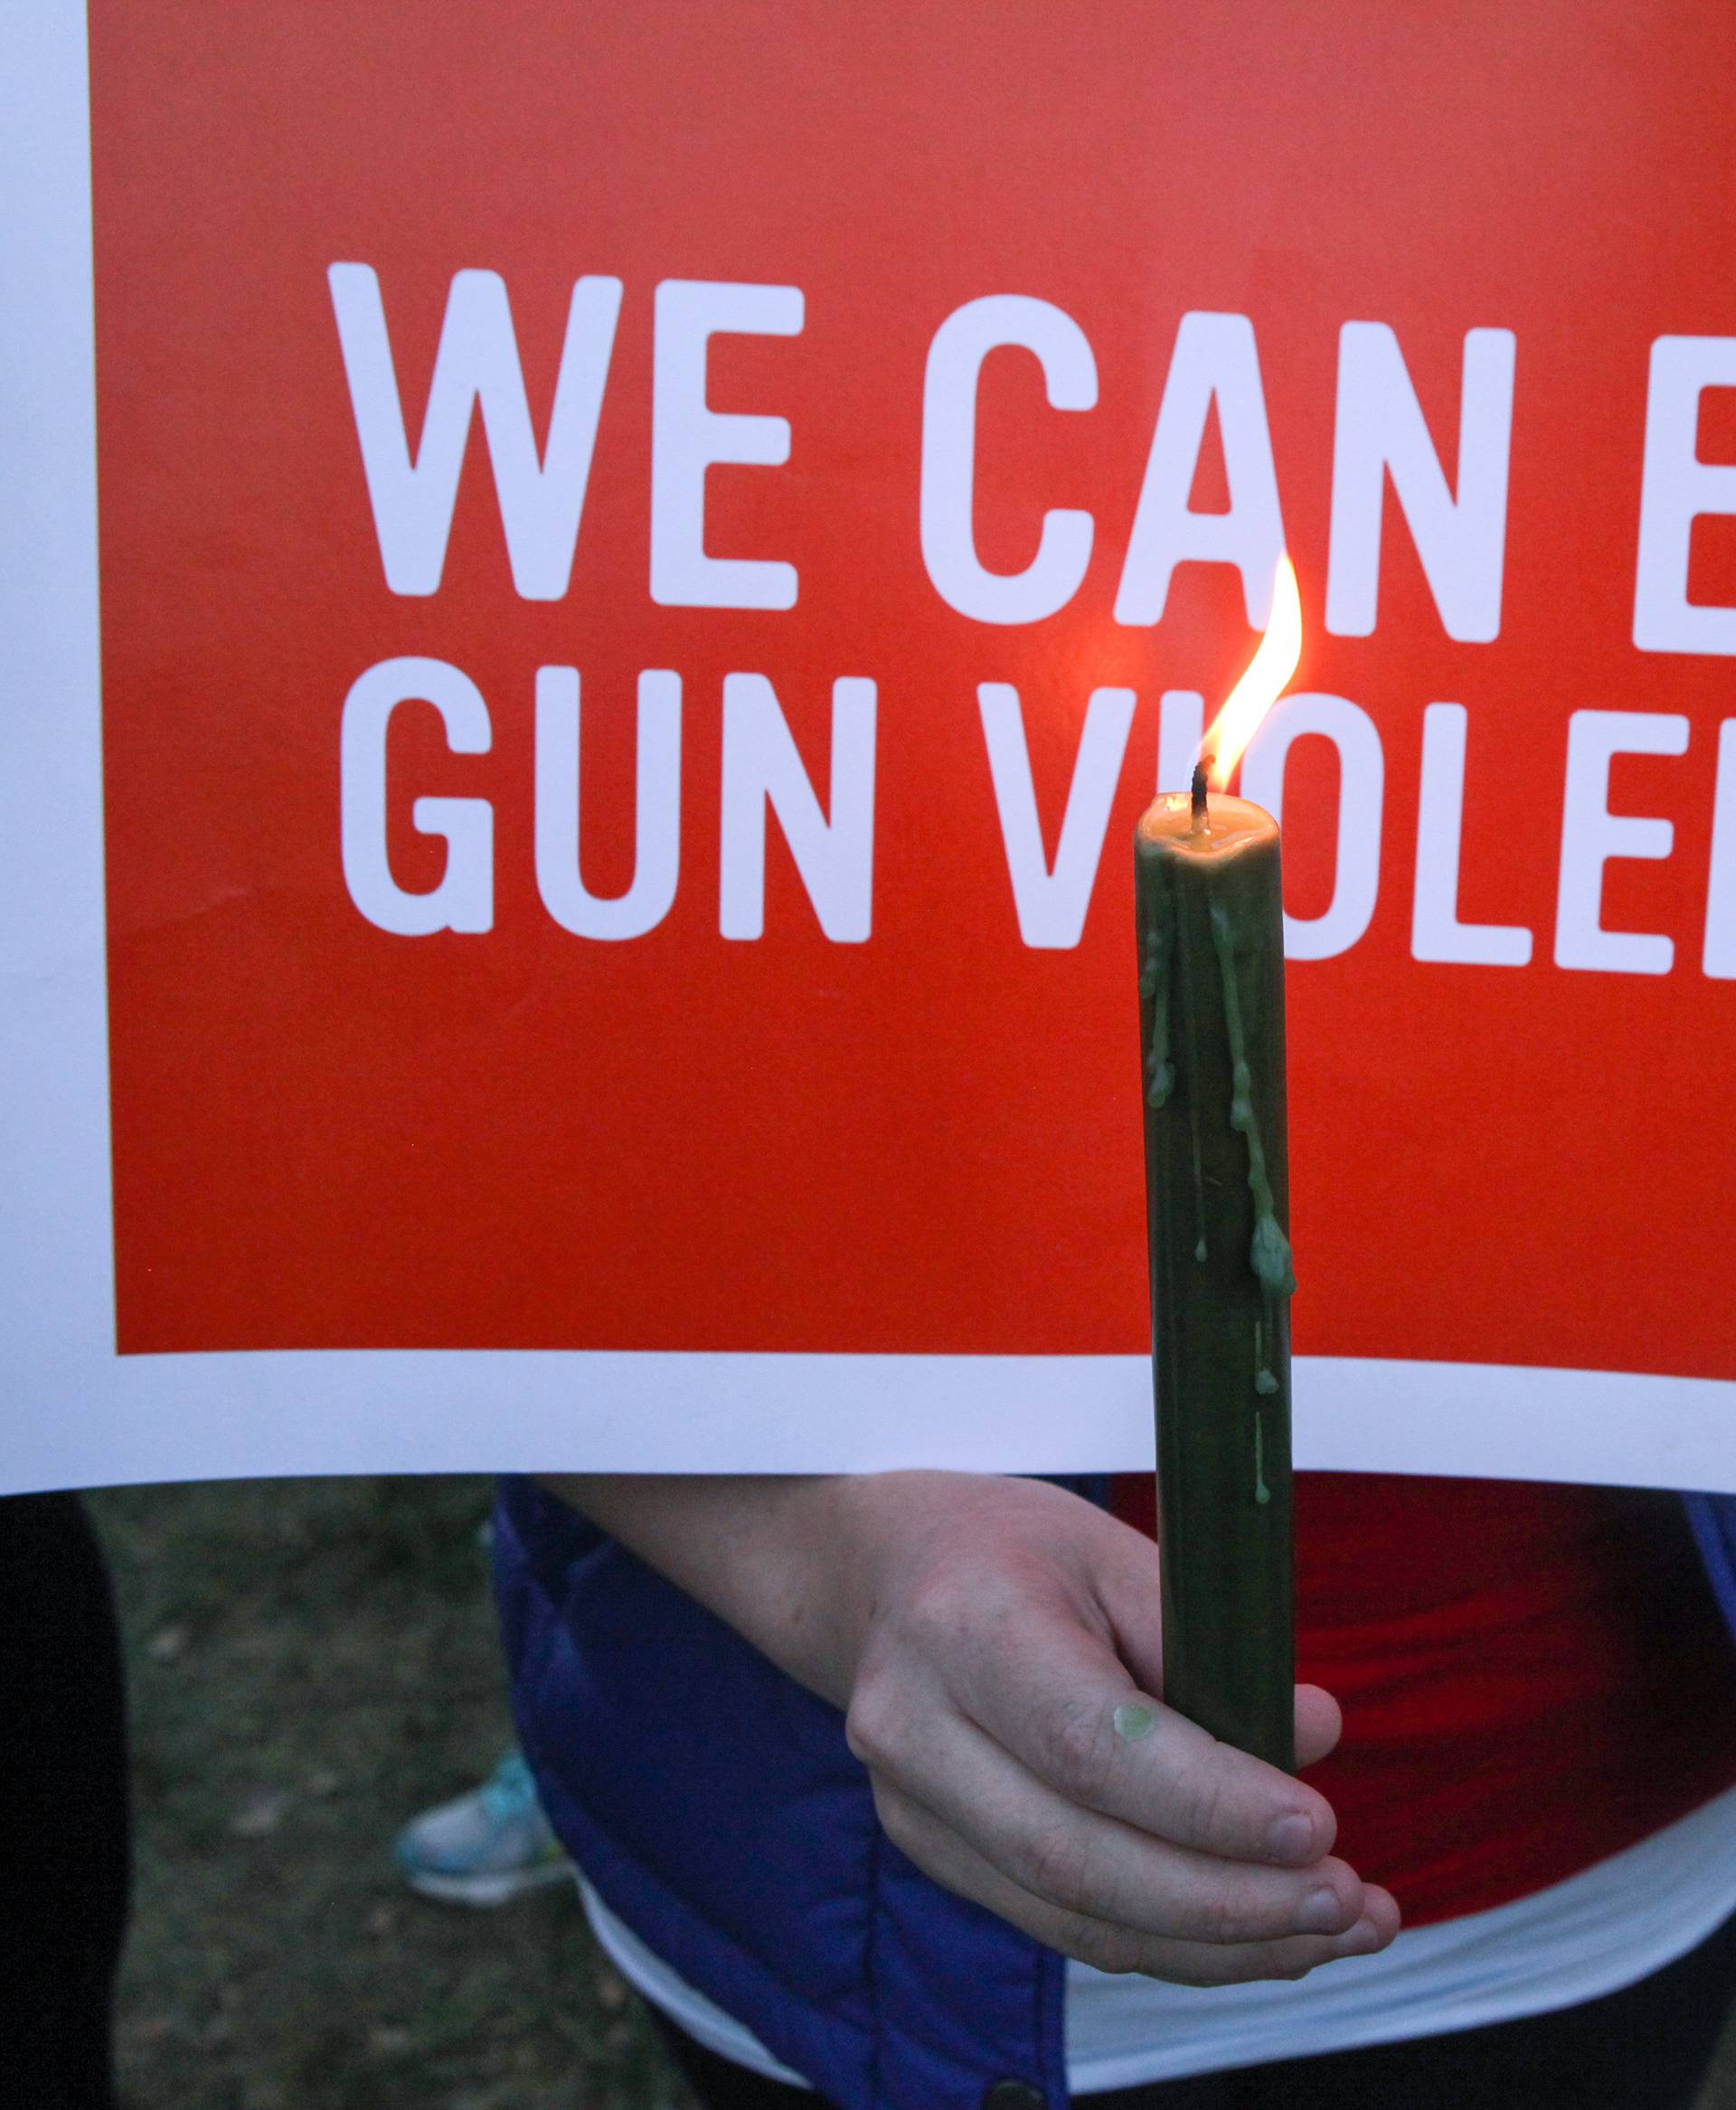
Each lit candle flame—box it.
[1201,554,1302,790]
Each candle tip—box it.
[1191,756,1212,826]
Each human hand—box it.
[829,1471,1399,1984]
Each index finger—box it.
[951,1601,1336,1868]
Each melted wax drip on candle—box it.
[1178,753,1214,1261]
[1139,897,1202,1256]
[1253,1317,1278,1398]
[1209,888,1294,1515]
[1176,904,1211,1265]
[1140,895,1175,1109]
[1252,1319,1277,1509]
[1209,900,1297,1300]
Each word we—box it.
[331,266,1736,653]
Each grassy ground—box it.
[90,1474,1736,2110]
[91,1477,693,2110]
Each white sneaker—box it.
[393,1750,571,1906]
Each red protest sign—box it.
[8,0,1734,1488]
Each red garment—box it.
[1109,1472,1736,1925]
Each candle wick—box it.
[1191,756,1212,829]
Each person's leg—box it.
[0,1492,130,2110]
[1240,1905,1736,2110]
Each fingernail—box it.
[1339,1916,1382,1955]
[1113,1702,1157,1742]
[1265,1812,1316,1863]
[1297,1886,1349,1935]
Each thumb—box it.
[1294,1684,1343,1770]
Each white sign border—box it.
[4,2,1733,1497]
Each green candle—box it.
[1134,763,1297,1772]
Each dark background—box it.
[94,1478,692,2110]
